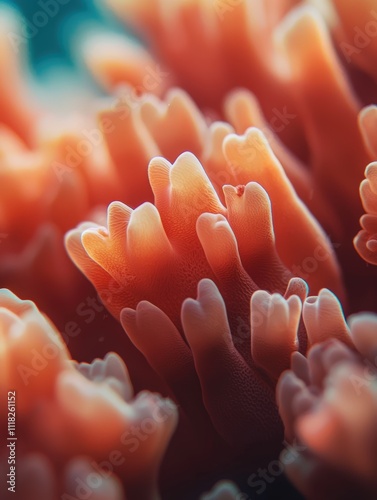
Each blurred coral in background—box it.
[1,0,377,499]
[277,313,377,500]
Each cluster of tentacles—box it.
[1,0,377,499]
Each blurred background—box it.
[3,0,134,108]
[7,0,106,71]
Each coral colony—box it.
[2,0,377,498]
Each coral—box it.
[66,124,344,315]
[200,481,241,500]
[277,311,377,499]
[0,289,177,500]
[100,0,296,118]
[5,455,125,500]
[91,0,370,232]
[354,160,377,265]
[2,0,377,498]
[85,1,377,309]
[355,105,377,265]
[328,0,377,85]
[65,118,346,489]
[0,6,38,146]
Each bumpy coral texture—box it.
[2,0,377,498]
[66,113,345,482]
[92,0,377,310]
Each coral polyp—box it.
[2,0,377,498]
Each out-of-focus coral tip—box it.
[82,32,168,94]
[359,105,377,131]
[224,89,261,132]
[359,107,377,159]
[65,458,125,500]
[74,352,134,402]
[276,369,308,441]
[0,289,37,316]
[297,405,338,447]
[223,127,270,167]
[348,312,377,361]
[200,480,241,500]
[275,5,326,52]
[0,308,24,338]
[355,169,377,262]
[366,238,377,252]
[291,351,310,385]
[354,231,377,265]
[365,162,377,188]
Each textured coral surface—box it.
[1,0,377,499]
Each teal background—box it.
[5,0,121,72]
